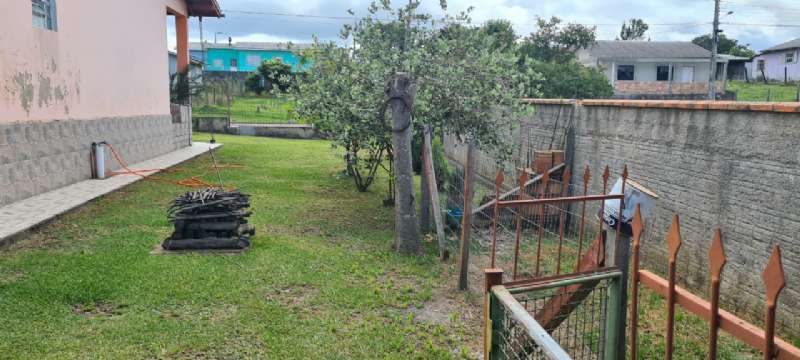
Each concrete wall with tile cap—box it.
[446,99,800,336]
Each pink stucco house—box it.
[0,1,222,207]
[751,37,800,82]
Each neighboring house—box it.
[750,37,800,82]
[717,54,752,81]
[168,51,203,80]
[0,0,222,207]
[191,41,312,73]
[577,41,727,98]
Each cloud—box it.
[166,0,800,52]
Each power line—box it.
[721,22,800,27]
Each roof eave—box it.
[187,0,224,18]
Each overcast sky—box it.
[167,0,800,52]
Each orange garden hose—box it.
[104,143,242,189]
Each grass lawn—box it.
[193,96,303,124]
[0,133,477,359]
[728,81,800,102]
[0,133,793,359]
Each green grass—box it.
[0,133,476,359]
[728,81,800,102]
[193,96,303,124]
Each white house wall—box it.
[598,60,713,83]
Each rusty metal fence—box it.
[628,206,800,360]
[483,165,631,360]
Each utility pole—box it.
[199,17,205,68]
[708,0,721,100]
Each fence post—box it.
[420,126,432,233]
[484,268,504,360]
[665,215,682,360]
[604,272,623,360]
[629,205,644,360]
[762,246,785,360]
[423,125,447,260]
[458,142,476,290]
[707,229,726,359]
[613,166,629,357]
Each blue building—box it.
[189,41,311,73]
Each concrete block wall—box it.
[445,99,800,336]
[192,117,323,139]
[614,81,724,95]
[0,112,192,207]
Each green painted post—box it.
[488,291,505,360]
[604,274,622,360]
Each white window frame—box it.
[32,0,57,31]
[785,52,796,64]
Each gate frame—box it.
[485,268,625,360]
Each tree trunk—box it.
[387,72,420,253]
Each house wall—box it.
[752,50,800,81]
[0,0,193,207]
[204,48,306,72]
[1,0,187,122]
[598,60,713,83]
[445,99,800,337]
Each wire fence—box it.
[192,88,302,125]
[440,153,622,285]
[516,279,611,359]
[487,270,623,360]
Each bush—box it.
[245,59,294,95]
[245,73,264,95]
[522,60,613,99]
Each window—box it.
[757,59,765,71]
[230,58,238,68]
[212,59,223,68]
[245,55,262,66]
[617,65,634,81]
[656,65,670,81]
[32,0,57,30]
[786,52,795,64]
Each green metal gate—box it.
[486,269,624,360]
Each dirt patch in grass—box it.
[156,304,238,323]
[0,271,25,286]
[265,284,317,307]
[73,301,127,318]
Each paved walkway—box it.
[0,142,222,245]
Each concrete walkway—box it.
[0,142,222,245]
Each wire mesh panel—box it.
[489,270,623,360]
[514,279,610,360]
[490,287,574,360]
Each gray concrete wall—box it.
[193,117,322,139]
[0,110,192,207]
[446,100,800,335]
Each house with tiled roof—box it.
[577,40,728,98]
